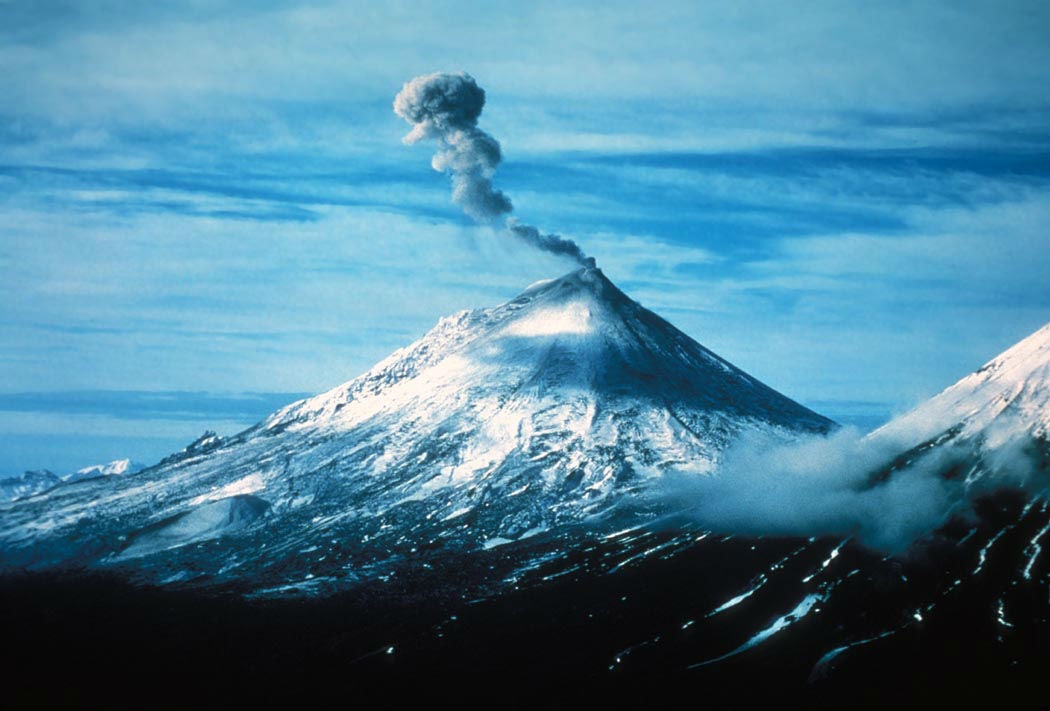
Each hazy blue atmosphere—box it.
[2,0,1048,475]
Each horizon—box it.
[2,1,1049,474]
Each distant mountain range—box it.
[0,458,145,503]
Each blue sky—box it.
[1,0,1048,474]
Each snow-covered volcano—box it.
[0,267,829,591]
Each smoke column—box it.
[394,72,592,266]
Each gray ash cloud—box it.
[394,72,591,266]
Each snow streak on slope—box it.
[0,267,830,592]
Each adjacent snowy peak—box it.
[66,458,145,483]
[872,323,1050,452]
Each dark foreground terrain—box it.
[3,490,1047,709]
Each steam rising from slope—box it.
[658,427,1045,553]
[394,72,591,266]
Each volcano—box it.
[0,266,830,592]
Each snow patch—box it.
[502,302,594,337]
[117,495,270,559]
[189,473,265,506]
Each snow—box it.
[974,525,1012,576]
[482,537,513,550]
[442,506,472,522]
[72,458,138,479]
[802,539,849,583]
[810,629,896,678]
[704,548,805,617]
[503,302,594,337]
[1022,516,1049,581]
[117,495,269,559]
[706,581,763,617]
[188,473,266,506]
[689,592,827,668]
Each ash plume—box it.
[394,72,592,266]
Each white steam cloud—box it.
[394,72,592,266]
[655,427,1045,553]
